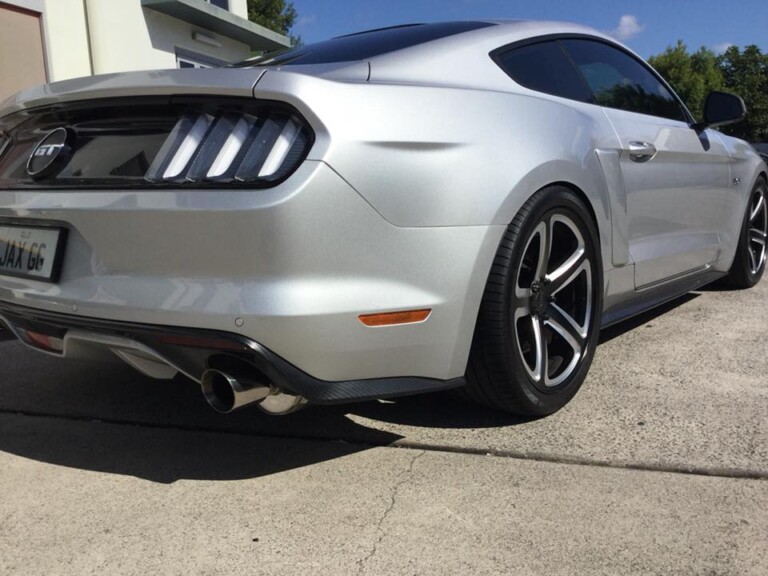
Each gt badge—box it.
[26,127,74,179]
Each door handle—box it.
[628,141,657,162]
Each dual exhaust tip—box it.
[201,369,306,416]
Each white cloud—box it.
[712,42,734,55]
[611,15,645,41]
[296,15,317,28]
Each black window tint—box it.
[495,41,594,103]
[231,22,495,67]
[562,39,686,121]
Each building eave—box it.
[141,0,290,51]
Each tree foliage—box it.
[649,41,768,141]
[246,0,300,45]
[718,45,768,141]
[648,41,723,122]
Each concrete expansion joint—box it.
[394,441,768,482]
[356,450,426,575]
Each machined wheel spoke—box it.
[531,315,547,383]
[750,227,767,246]
[546,249,587,295]
[515,307,547,383]
[534,221,551,282]
[543,312,583,388]
[748,249,758,272]
[747,189,767,274]
[750,194,765,223]
[547,303,586,348]
[513,288,532,310]
[515,221,549,299]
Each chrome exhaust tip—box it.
[200,369,271,414]
[259,392,308,416]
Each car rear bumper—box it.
[0,161,504,386]
[0,301,465,403]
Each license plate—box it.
[0,225,66,282]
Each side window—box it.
[175,49,226,69]
[494,41,594,103]
[562,39,686,122]
[177,57,210,69]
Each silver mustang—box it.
[0,21,765,416]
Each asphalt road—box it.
[1,279,767,575]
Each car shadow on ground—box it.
[0,410,377,484]
[0,339,531,483]
[344,392,536,429]
[0,290,703,483]
[0,341,407,483]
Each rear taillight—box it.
[0,97,313,189]
[145,110,312,185]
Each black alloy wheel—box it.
[465,186,602,415]
[727,179,767,288]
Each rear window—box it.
[231,21,495,67]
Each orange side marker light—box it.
[358,309,432,327]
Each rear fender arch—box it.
[492,159,614,276]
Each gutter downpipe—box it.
[82,0,95,76]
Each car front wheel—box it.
[726,178,767,288]
[465,186,603,415]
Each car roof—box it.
[237,20,614,69]
[251,20,630,92]
[315,20,629,92]
[232,21,498,68]
[368,19,620,64]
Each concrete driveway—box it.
[1,280,766,575]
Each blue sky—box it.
[289,0,767,58]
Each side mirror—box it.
[695,91,746,130]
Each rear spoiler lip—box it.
[0,68,266,118]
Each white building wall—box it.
[42,0,91,81]
[228,0,247,20]
[2,0,269,90]
[84,0,251,75]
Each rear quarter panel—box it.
[254,70,620,273]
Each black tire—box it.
[464,186,603,415]
[725,178,767,289]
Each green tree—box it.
[246,0,300,46]
[718,45,768,141]
[649,41,768,141]
[648,41,723,122]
